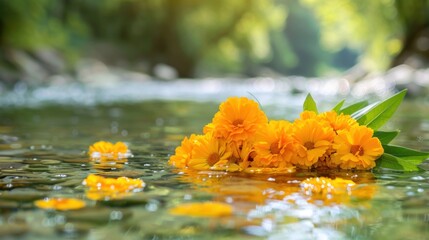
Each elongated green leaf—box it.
[303,93,318,113]
[339,100,369,115]
[383,144,429,159]
[374,130,400,144]
[353,89,407,130]
[331,99,345,113]
[376,153,422,171]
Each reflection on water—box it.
[0,99,428,239]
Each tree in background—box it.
[73,0,286,78]
[302,0,429,71]
[1,0,428,82]
[266,0,332,77]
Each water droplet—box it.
[145,200,159,212]
[110,210,123,220]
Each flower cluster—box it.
[82,174,145,200]
[34,197,86,211]
[35,141,142,210]
[169,201,233,217]
[88,141,131,160]
[169,97,384,171]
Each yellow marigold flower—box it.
[169,201,233,217]
[169,134,200,168]
[292,119,335,168]
[301,177,356,196]
[35,198,85,211]
[252,120,296,168]
[88,141,131,160]
[203,123,214,134]
[318,111,358,133]
[187,133,234,171]
[331,125,384,170]
[211,97,268,143]
[83,174,145,200]
[294,110,318,125]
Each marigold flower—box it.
[169,201,233,217]
[300,110,318,120]
[252,120,296,168]
[203,123,214,134]
[168,134,200,168]
[292,119,335,168]
[88,141,131,160]
[187,133,235,171]
[35,197,85,211]
[318,111,358,133]
[301,177,356,196]
[331,125,384,170]
[83,174,145,200]
[211,97,268,143]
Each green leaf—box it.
[331,99,345,113]
[383,144,429,159]
[352,89,407,130]
[374,130,400,144]
[339,100,369,115]
[376,153,423,171]
[303,93,318,113]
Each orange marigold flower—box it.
[203,123,214,134]
[331,125,384,170]
[294,110,318,125]
[252,120,296,168]
[318,111,358,133]
[169,134,200,168]
[88,141,131,160]
[83,174,145,200]
[292,119,335,168]
[211,97,268,143]
[300,177,376,205]
[301,177,356,196]
[187,133,235,171]
[169,201,233,217]
[35,197,85,211]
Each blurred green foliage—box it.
[302,0,429,70]
[0,0,428,79]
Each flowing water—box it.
[0,88,428,239]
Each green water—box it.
[0,100,428,240]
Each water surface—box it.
[0,98,428,239]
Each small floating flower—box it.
[301,177,356,196]
[300,177,377,205]
[35,197,86,211]
[88,141,131,160]
[83,174,145,200]
[169,201,233,217]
